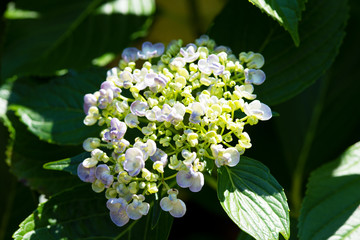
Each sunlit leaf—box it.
[298,141,360,240]
[9,68,105,145]
[43,152,89,175]
[248,0,306,46]
[217,157,290,240]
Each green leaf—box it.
[237,230,255,240]
[2,0,155,80]
[217,157,290,240]
[248,0,306,46]
[298,141,360,240]
[43,152,90,175]
[13,185,173,240]
[209,0,349,105]
[7,112,82,195]
[9,68,105,145]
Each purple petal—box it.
[110,209,129,227]
[83,94,97,114]
[122,47,140,62]
[77,163,96,183]
[95,164,113,187]
[176,170,193,188]
[244,69,266,85]
[150,148,168,165]
[189,172,204,192]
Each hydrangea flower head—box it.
[78,36,273,227]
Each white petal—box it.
[169,199,186,218]
[224,148,240,167]
[189,172,204,192]
[126,204,142,220]
[160,197,173,211]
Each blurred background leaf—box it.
[1,0,155,80]
[209,0,348,106]
[298,141,360,239]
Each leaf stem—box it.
[290,76,329,217]
[204,173,217,191]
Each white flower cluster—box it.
[78,35,272,227]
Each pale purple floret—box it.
[107,67,120,78]
[180,44,199,63]
[98,81,121,109]
[77,163,96,183]
[214,45,232,54]
[195,35,210,46]
[211,144,240,168]
[123,147,145,176]
[135,72,157,91]
[166,102,186,125]
[160,189,186,218]
[176,167,204,192]
[189,102,205,124]
[150,148,168,165]
[101,81,121,98]
[126,195,150,220]
[104,118,127,142]
[156,104,172,122]
[154,74,168,88]
[130,100,149,117]
[137,42,165,60]
[95,164,114,188]
[107,198,129,227]
[133,139,157,160]
[244,69,266,85]
[122,47,140,62]
[244,100,272,121]
[83,93,97,114]
[198,54,225,76]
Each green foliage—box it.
[248,0,306,46]
[7,113,81,195]
[210,0,348,105]
[9,68,105,145]
[1,0,359,239]
[298,142,360,239]
[13,185,173,240]
[1,0,155,80]
[217,157,290,240]
[44,152,90,175]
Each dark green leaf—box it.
[13,185,173,240]
[209,0,348,105]
[248,0,306,46]
[2,0,155,80]
[43,152,90,175]
[298,141,360,240]
[268,4,360,215]
[9,68,105,145]
[7,112,82,195]
[217,157,290,240]
[237,230,255,240]
[0,79,16,166]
